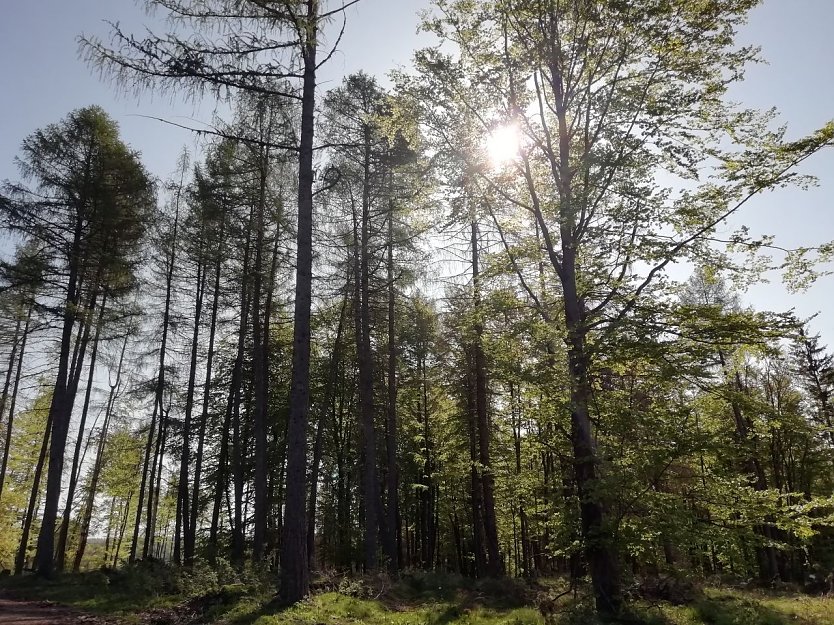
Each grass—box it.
[1,570,832,625]
[636,588,834,625]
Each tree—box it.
[410,0,833,614]
[1,106,154,576]
[83,1,363,600]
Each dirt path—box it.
[0,597,114,624]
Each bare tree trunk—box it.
[353,122,382,571]
[262,209,282,558]
[251,143,269,563]
[16,406,52,575]
[0,305,31,506]
[191,220,224,561]
[113,490,132,567]
[56,296,107,571]
[72,327,128,572]
[210,209,252,562]
[103,496,117,567]
[384,200,400,571]
[177,241,207,565]
[471,220,500,577]
[279,0,318,603]
[35,212,86,577]
[466,363,485,577]
[131,183,182,563]
[307,292,347,569]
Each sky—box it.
[0,0,832,338]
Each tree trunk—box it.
[251,144,269,563]
[210,208,252,562]
[35,213,86,577]
[72,327,129,571]
[384,200,400,571]
[279,0,318,603]
[467,363,486,577]
[562,258,621,613]
[177,242,207,565]
[471,219,500,577]
[56,295,107,571]
[16,405,52,575]
[0,305,31,506]
[308,292,347,569]
[130,184,182,563]
[191,220,224,562]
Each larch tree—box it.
[1,106,154,577]
[82,0,362,600]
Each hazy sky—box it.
[1,0,832,337]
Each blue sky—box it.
[0,0,831,338]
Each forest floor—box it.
[0,568,832,625]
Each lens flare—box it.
[486,124,520,166]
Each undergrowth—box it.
[1,567,832,625]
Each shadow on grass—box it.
[694,594,792,625]
[0,572,148,614]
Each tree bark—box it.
[191,219,224,561]
[130,182,182,563]
[0,305,31,506]
[16,405,52,575]
[384,198,400,571]
[251,142,269,563]
[307,292,347,569]
[279,0,318,603]
[35,212,85,577]
[471,219,501,577]
[177,238,207,565]
[72,326,129,571]
[56,295,107,571]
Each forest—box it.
[0,1,833,624]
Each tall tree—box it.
[2,106,154,576]
[411,0,833,614]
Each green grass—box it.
[216,592,545,625]
[1,571,832,625]
[636,589,834,625]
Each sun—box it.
[486,123,520,167]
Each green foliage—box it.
[0,385,51,569]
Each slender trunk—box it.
[103,496,116,567]
[72,328,128,571]
[262,210,282,557]
[178,244,207,565]
[420,352,435,569]
[231,383,245,563]
[35,212,85,577]
[192,222,224,560]
[471,219,500,576]
[0,315,22,503]
[113,490,132,566]
[251,144,269,562]
[307,291,347,568]
[148,406,169,558]
[0,305,32,505]
[210,210,253,560]
[279,0,318,602]
[466,364,485,577]
[354,124,384,572]
[384,200,399,571]
[16,407,53,574]
[56,296,107,571]
[131,184,182,563]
